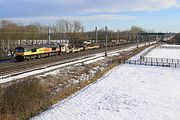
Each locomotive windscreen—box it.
[15,47,24,52]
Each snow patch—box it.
[145,47,180,59]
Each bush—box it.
[0,78,48,120]
[175,33,180,45]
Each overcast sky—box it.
[0,0,180,32]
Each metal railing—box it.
[158,46,180,49]
[141,57,180,64]
[125,59,180,68]
[139,45,180,67]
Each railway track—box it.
[0,43,149,79]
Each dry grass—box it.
[0,78,48,120]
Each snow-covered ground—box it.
[161,44,180,48]
[0,55,100,84]
[32,64,180,120]
[129,46,154,61]
[145,47,180,59]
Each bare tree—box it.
[73,20,82,33]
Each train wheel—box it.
[37,54,41,59]
[25,57,30,61]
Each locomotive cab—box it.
[15,47,25,61]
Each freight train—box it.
[15,40,130,61]
[15,43,101,61]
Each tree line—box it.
[0,19,146,59]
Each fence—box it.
[125,59,179,68]
[141,57,180,64]
[158,45,180,49]
[140,45,156,58]
[140,45,180,60]
[139,45,180,67]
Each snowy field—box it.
[130,46,154,61]
[145,45,180,59]
[161,44,180,48]
[32,64,180,120]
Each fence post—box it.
[151,58,152,66]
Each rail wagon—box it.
[83,45,100,50]
[15,44,61,61]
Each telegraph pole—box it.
[148,30,150,45]
[117,30,120,42]
[156,33,158,44]
[95,26,98,44]
[48,26,51,44]
[142,35,145,45]
[128,32,131,43]
[105,26,108,56]
[136,33,139,48]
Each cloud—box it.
[0,0,180,18]
[5,14,136,24]
[57,0,180,12]
[54,0,87,5]
[175,0,180,7]
[83,0,180,12]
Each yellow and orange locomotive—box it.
[15,44,61,61]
